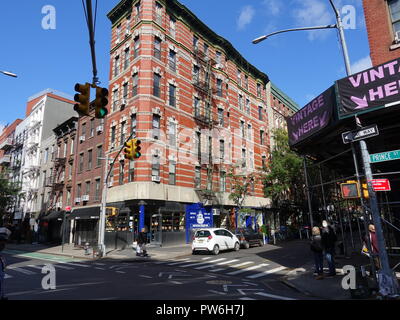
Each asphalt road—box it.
[2,241,313,300]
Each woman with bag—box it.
[310,226,324,280]
[136,227,148,257]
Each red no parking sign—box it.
[370,179,391,191]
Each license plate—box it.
[197,239,204,243]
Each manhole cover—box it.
[206,280,232,285]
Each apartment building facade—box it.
[104,0,298,246]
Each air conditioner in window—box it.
[82,195,89,202]
[151,176,161,182]
[96,125,103,133]
[79,135,85,142]
[75,198,81,203]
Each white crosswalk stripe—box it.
[201,257,212,260]
[167,259,191,266]
[179,258,225,268]
[227,263,269,275]
[227,261,253,269]
[254,292,296,300]
[216,259,239,266]
[246,266,287,279]
[59,262,90,268]
[54,264,75,270]
[194,258,238,270]
[9,267,36,275]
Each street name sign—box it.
[342,124,379,144]
[370,179,391,192]
[370,149,400,163]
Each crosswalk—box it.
[151,257,288,279]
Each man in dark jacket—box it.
[311,226,324,280]
[321,220,337,277]
[136,227,148,257]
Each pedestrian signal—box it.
[340,181,360,199]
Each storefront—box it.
[40,210,65,244]
[68,207,99,247]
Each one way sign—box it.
[342,124,379,144]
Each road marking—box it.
[139,275,152,279]
[167,258,191,265]
[179,258,225,268]
[201,257,212,260]
[59,262,90,268]
[227,264,269,275]
[228,261,254,268]
[246,266,287,279]
[9,267,36,275]
[254,292,296,300]
[209,268,226,272]
[216,259,239,265]
[239,297,256,300]
[54,264,75,270]
[4,273,12,279]
[208,290,227,295]
[95,267,106,270]
[169,281,183,285]
[193,258,234,270]
[27,265,45,270]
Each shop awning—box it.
[68,207,100,220]
[41,210,65,221]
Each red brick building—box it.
[363,0,400,65]
[0,119,22,174]
[104,0,298,246]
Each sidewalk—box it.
[5,242,193,261]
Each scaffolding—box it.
[45,156,66,212]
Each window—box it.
[242,149,246,168]
[247,124,252,140]
[246,98,250,114]
[218,108,224,126]
[126,15,131,34]
[88,149,92,170]
[207,169,212,190]
[155,2,163,24]
[95,179,101,201]
[257,83,262,98]
[132,73,138,96]
[68,162,73,180]
[193,65,200,83]
[217,79,223,97]
[85,181,91,197]
[44,148,49,163]
[169,160,176,185]
[114,56,120,77]
[122,83,128,101]
[81,123,86,138]
[169,84,176,107]
[154,37,161,60]
[195,166,201,188]
[245,75,248,90]
[111,126,116,144]
[67,190,71,206]
[262,155,267,171]
[152,114,160,139]
[237,69,241,86]
[42,170,47,187]
[134,1,141,23]
[258,106,263,120]
[205,102,211,120]
[389,0,400,37]
[116,24,121,42]
[131,114,137,137]
[63,141,67,157]
[169,50,176,72]
[168,122,176,146]
[153,73,161,97]
[219,140,225,161]
[119,161,124,185]
[96,145,102,166]
[260,130,265,145]
[216,51,222,64]
[124,48,130,70]
[238,94,243,110]
[169,16,176,38]
[120,121,126,146]
[195,132,201,161]
[152,154,160,177]
[134,36,140,58]
[112,89,118,111]
[193,35,199,50]
[240,121,245,137]
[220,171,226,192]
[90,119,95,137]
[129,160,135,182]
[204,43,209,56]
[70,138,74,154]
[194,97,200,117]
[79,153,84,173]
[77,184,82,198]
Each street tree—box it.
[0,170,21,223]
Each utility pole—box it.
[85,0,99,85]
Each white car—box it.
[192,228,240,255]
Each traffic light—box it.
[94,86,109,119]
[124,139,134,160]
[340,181,360,199]
[361,182,369,199]
[74,83,91,116]
[133,139,141,159]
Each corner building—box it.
[105,0,298,246]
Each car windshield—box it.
[195,230,211,238]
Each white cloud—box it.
[262,0,281,16]
[237,5,255,30]
[351,55,372,74]
[292,0,334,41]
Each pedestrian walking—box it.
[0,227,11,300]
[321,220,337,277]
[310,226,324,280]
[136,227,148,257]
[363,224,380,270]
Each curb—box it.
[6,247,95,261]
[279,276,314,298]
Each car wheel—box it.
[243,242,250,249]
[259,239,264,247]
[234,242,240,251]
[212,244,219,255]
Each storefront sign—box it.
[287,86,335,146]
[337,57,400,118]
[185,203,213,243]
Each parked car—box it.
[235,228,264,249]
[192,228,240,255]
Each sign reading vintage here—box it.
[287,86,334,146]
[337,57,400,118]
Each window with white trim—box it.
[389,0,400,38]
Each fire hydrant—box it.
[84,242,91,255]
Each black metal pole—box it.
[86,0,99,85]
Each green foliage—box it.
[262,128,304,209]
[0,170,21,220]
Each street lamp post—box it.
[253,0,399,295]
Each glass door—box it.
[150,213,162,244]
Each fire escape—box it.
[46,156,66,212]
[192,47,221,207]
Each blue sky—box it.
[0,0,371,133]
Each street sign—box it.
[370,179,391,192]
[342,124,379,144]
[370,149,400,163]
